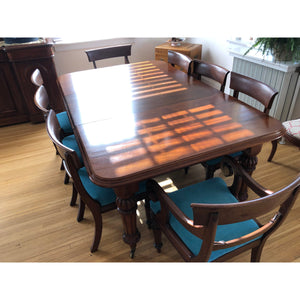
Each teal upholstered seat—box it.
[62,135,83,163]
[205,151,242,166]
[79,166,147,205]
[78,167,117,206]
[76,165,148,253]
[56,111,73,135]
[150,177,260,261]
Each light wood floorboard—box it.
[0,122,299,262]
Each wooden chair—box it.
[85,44,132,69]
[46,109,149,253]
[167,50,193,74]
[46,109,117,252]
[201,72,278,179]
[268,118,300,162]
[230,72,278,114]
[147,156,300,262]
[34,85,75,184]
[183,59,230,175]
[192,59,230,92]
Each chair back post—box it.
[196,212,219,261]
[124,55,130,64]
[85,44,132,69]
[46,110,70,161]
[192,59,230,92]
[230,71,278,114]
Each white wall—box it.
[188,37,233,70]
[53,38,133,75]
[53,37,233,77]
[53,37,167,75]
[53,37,300,119]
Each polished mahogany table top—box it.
[59,60,284,188]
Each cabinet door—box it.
[0,62,29,126]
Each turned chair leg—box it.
[53,143,59,155]
[144,197,152,229]
[268,139,278,162]
[90,207,103,253]
[77,198,85,222]
[70,184,78,206]
[152,219,163,253]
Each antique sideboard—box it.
[0,41,64,126]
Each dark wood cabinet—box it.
[0,49,29,125]
[0,42,64,126]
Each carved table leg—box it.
[114,183,140,258]
[238,145,262,201]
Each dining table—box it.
[58,60,285,257]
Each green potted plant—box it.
[244,38,300,62]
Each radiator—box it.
[232,55,300,121]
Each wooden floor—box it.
[0,122,299,262]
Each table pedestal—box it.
[114,183,140,258]
[238,145,263,200]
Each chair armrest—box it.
[221,156,273,197]
[146,180,201,234]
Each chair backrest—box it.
[190,174,300,261]
[85,44,132,69]
[192,59,230,92]
[34,85,50,116]
[192,177,300,226]
[167,50,193,74]
[31,69,44,87]
[230,72,278,114]
[46,109,98,205]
